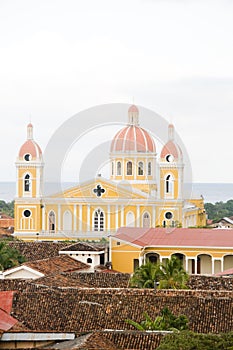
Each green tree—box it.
[125,307,189,331]
[0,200,14,218]
[129,260,161,288]
[0,241,25,270]
[157,331,233,350]
[158,256,189,289]
[129,256,189,290]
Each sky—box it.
[0,0,233,183]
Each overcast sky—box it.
[1,0,233,183]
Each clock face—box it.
[166,154,174,163]
[24,153,32,161]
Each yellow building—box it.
[14,105,206,241]
[110,226,233,275]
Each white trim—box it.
[3,265,44,279]
[79,205,82,231]
[1,333,75,341]
[73,204,77,231]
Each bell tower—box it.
[157,124,184,227]
[14,123,44,236]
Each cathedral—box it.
[14,105,206,241]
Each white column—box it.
[221,258,224,272]
[115,205,118,229]
[134,157,137,179]
[194,257,197,274]
[87,205,90,231]
[139,256,143,266]
[79,205,82,231]
[58,204,61,231]
[137,205,140,227]
[73,204,77,232]
[212,258,215,275]
[107,205,110,231]
[185,257,189,272]
[121,205,124,226]
[152,206,156,227]
[42,204,45,231]
[122,160,125,180]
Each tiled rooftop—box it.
[9,242,69,261]
[10,289,233,335]
[114,227,233,248]
[24,255,90,275]
[60,242,106,252]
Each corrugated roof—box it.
[0,291,18,331]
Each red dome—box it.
[19,140,42,159]
[160,140,182,160]
[18,123,42,159]
[111,125,156,153]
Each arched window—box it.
[138,161,144,176]
[148,162,152,176]
[117,161,121,176]
[63,210,72,231]
[127,161,132,175]
[93,209,105,231]
[49,211,56,232]
[126,211,135,227]
[87,258,92,264]
[24,174,31,192]
[165,174,173,193]
[143,212,150,228]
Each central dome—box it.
[110,105,156,153]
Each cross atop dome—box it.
[128,104,139,126]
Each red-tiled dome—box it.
[111,125,156,153]
[111,105,156,153]
[19,140,42,159]
[160,123,182,161]
[160,140,182,160]
[18,123,42,159]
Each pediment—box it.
[51,178,147,199]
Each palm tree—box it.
[158,256,189,289]
[129,256,189,290]
[129,260,161,288]
[125,307,189,331]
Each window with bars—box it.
[24,174,31,192]
[94,209,104,231]
[138,161,144,175]
[127,161,132,175]
[117,161,121,176]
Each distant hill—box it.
[205,200,233,222]
[0,200,14,218]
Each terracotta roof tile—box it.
[114,227,233,248]
[24,255,90,275]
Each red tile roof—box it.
[114,227,233,248]
[0,291,18,331]
[24,255,90,275]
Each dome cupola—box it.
[160,124,182,162]
[18,123,42,161]
[110,105,156,153]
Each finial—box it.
[168,124,174,141]
[128,104,139,126]
[27,123,33,140]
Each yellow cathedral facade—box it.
[14,105,206,241]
